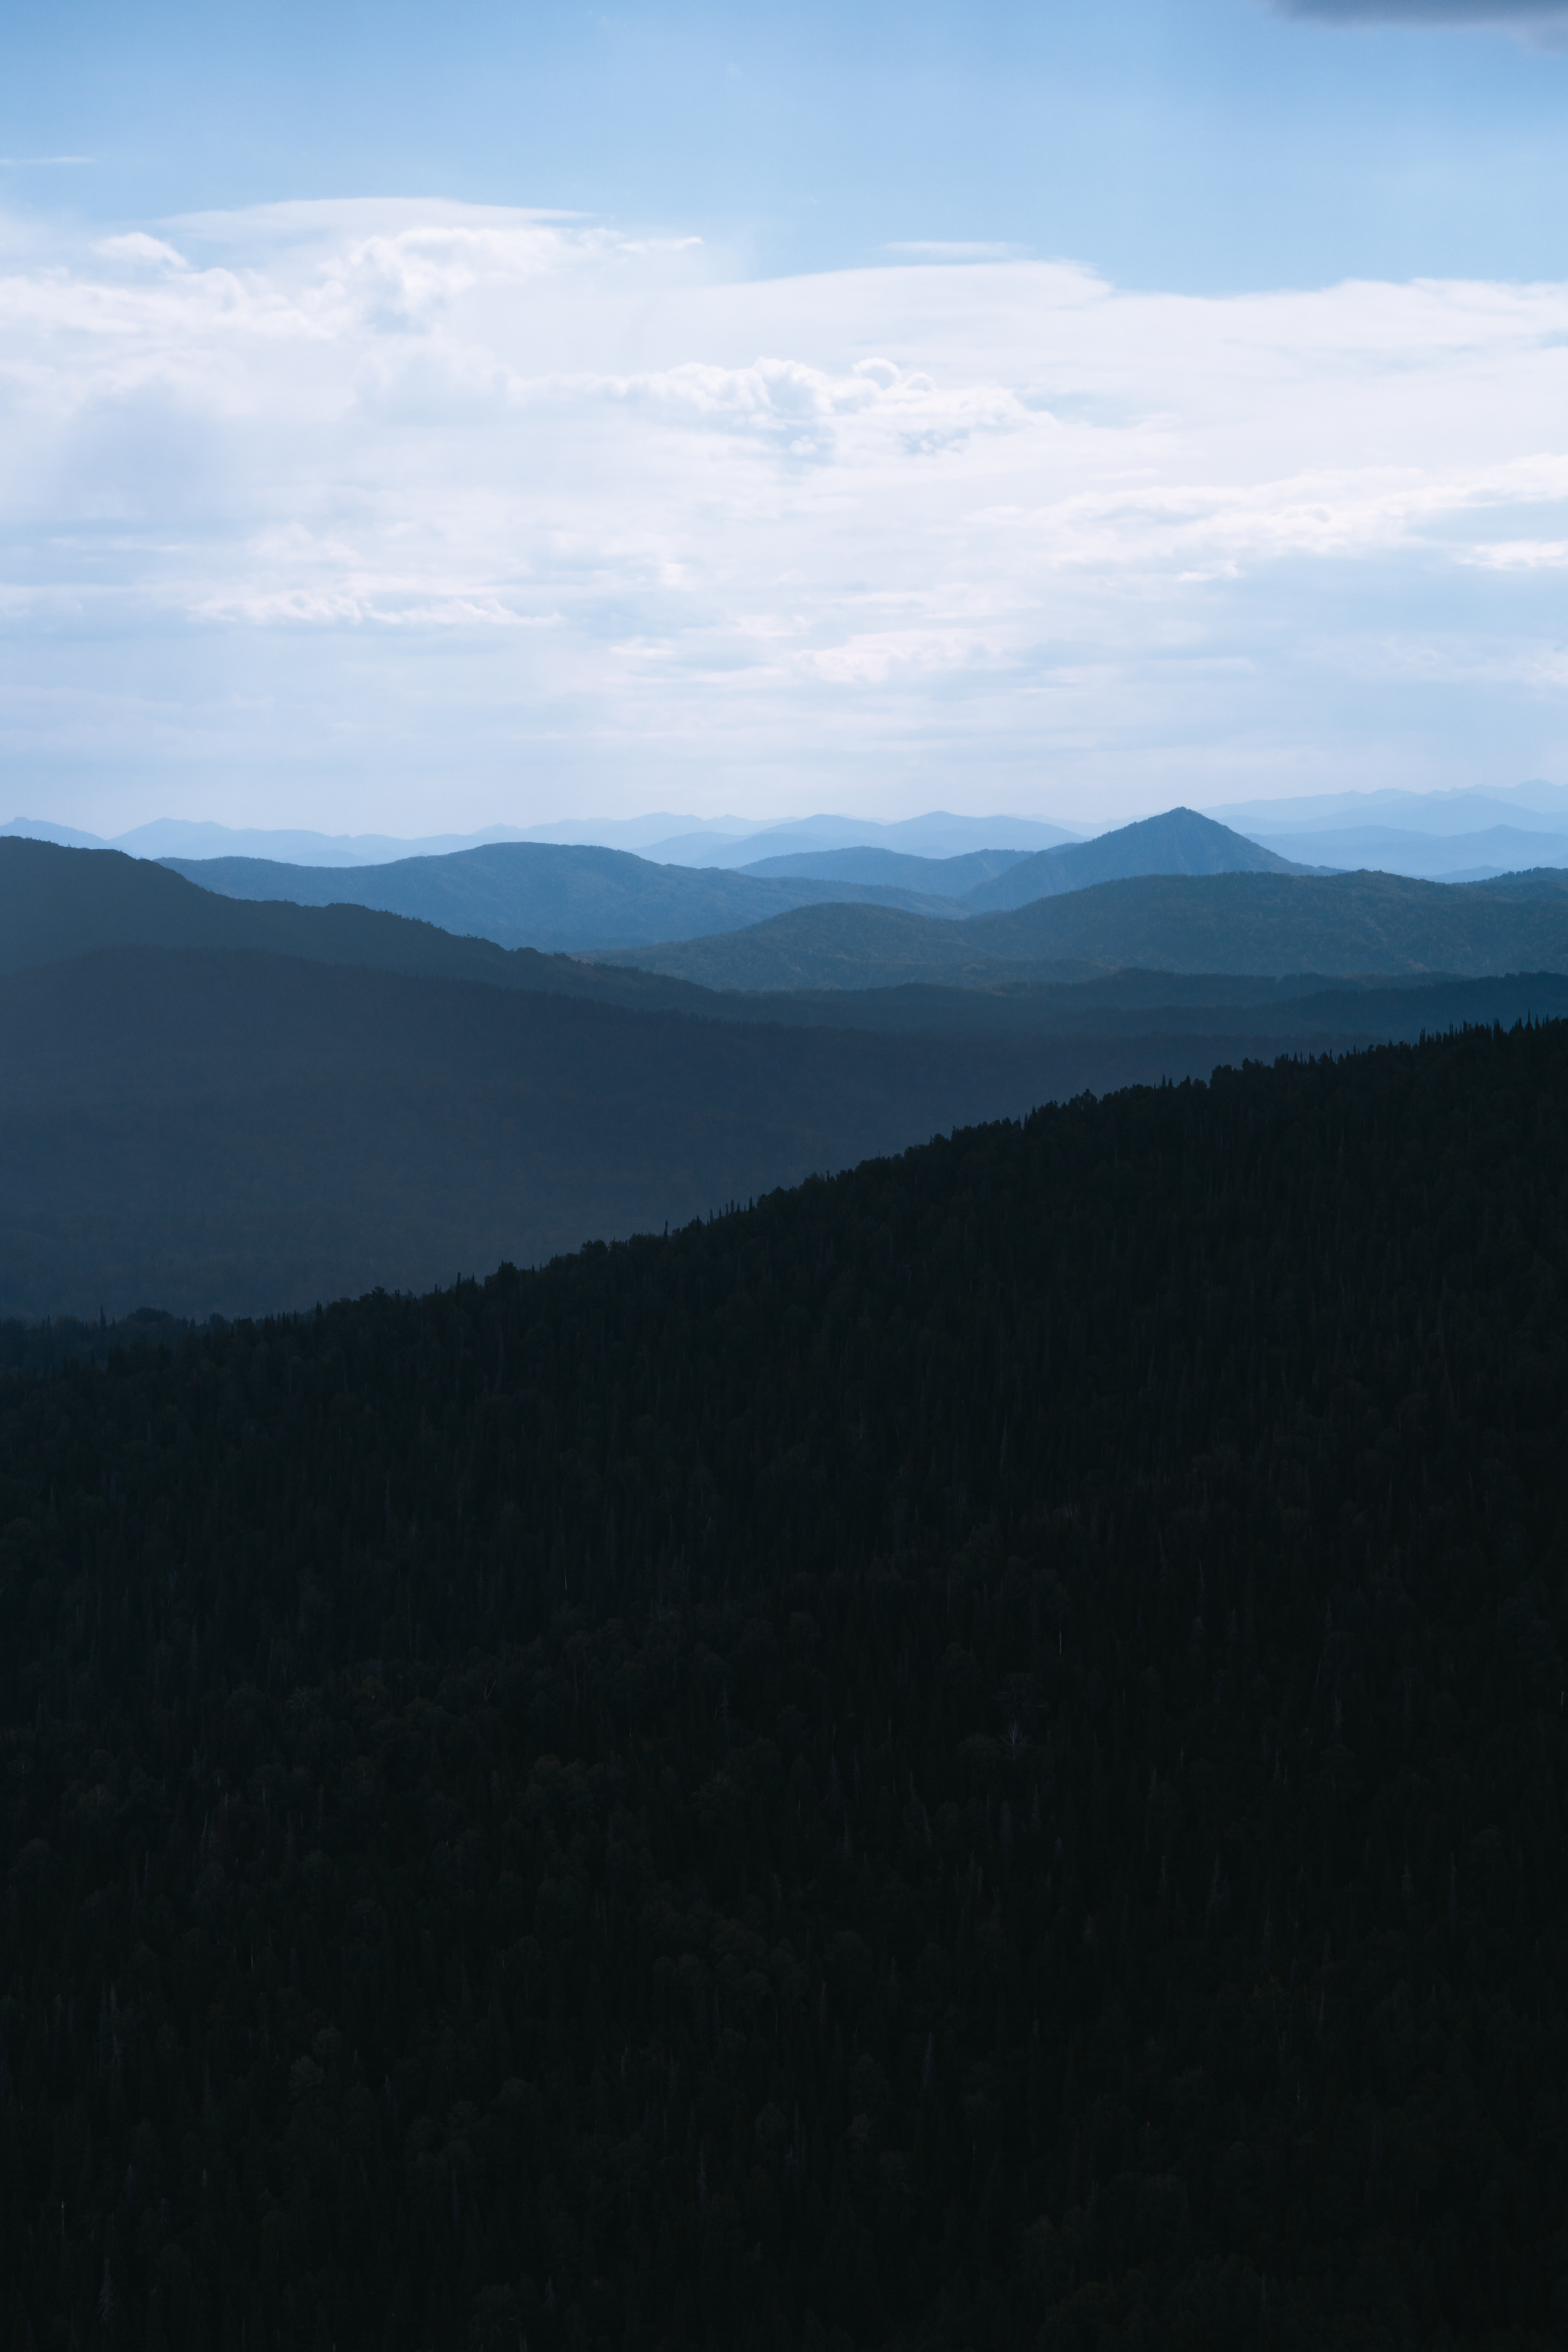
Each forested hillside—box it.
[599,866,1568,990]
[3,1019,1567,2350]
[0,945,1417,1322]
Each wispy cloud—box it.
[884,243,1025,262]
[0,200,1565,829]
[1271,0,1568,43]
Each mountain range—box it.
[6,832,1568,1320]
[155,809,1295,951]
[157,842,965,952]
[595,865,1568,990]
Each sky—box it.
[2,0,1566,836]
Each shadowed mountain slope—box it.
[4,1020,1568,2350]
[5,936,1560,1323]
[159,841,960,951]
[959,806,1311,912]
[2,944,1390,1323]
[0,839,534,985]
[596,867,1568,989]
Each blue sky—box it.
[2,0,1566,834]
[8,0,1568,287]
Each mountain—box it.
[1247,821,1568,882]
[739,846,1029,894]
[958,807,1311,913]
[595,867,1568,990]
[159,841,962,952]
[0,814,110,849]
[0,813,547,865]
[4,1017,1567,2351]
[0,944,1419,1323]
[0,838,534,985]
[1207,778,1568,835]
[643,811,1080,867]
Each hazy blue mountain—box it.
[0,812,545,864]
[0,815,110,849]
[9,834,1565,1319]
[643,811,1080,866]
[0,838,537,983]
[159,841,962,951]
[1209,779,1568,837]
[594,867,1568,990]
[1247,822,1568,881]
[738,845,1029,894]
[959,807,1311,913]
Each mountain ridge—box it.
[595,865,1568,989]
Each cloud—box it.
[1272,0,1568,42]
[0,198,1566,829]
[884,243,1024,263]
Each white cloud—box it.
[0,200,1566,831]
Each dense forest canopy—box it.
[3,1020,1567,2349]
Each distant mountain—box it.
[0,813,547,866]
[643,812,1080,867]
[594,867,1568,990]
[159,841,962,952]
[0,815,111,850]
[3,805,1083,871]
[1248,822,1568,882]
[8,833,1565,1320]
[959,807,1310,913]
[0,945,1402,1322]
[739,845,1029,895]
[0,839,534,985]
[1208,780,1568,837]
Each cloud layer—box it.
[2,201,1566,829]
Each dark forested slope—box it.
[0,840,527,988]
[3,1020,1568,2350]
[7,945,1379,1323]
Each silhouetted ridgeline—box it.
[0,1307,194,1378]
[5,944,1504,1325]
[3,1019,1567,2349]
[597,866,1568,990]
[157,842,959,954]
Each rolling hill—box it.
[0,838,534,985]
[595,866,1568,990]
[11,832,1568,1321]
[0,943,1426,1322]
[738,845,1028,894]
[158,841,962,952]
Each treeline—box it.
[2,1022,1567,2349]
